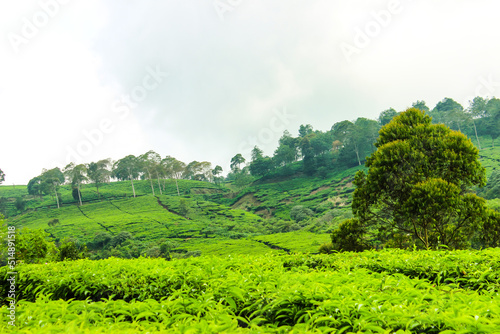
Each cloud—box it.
[1,0,500,184]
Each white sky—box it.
[1,0,500,185]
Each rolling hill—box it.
[1,146,499,258]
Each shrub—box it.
[144,246,162,258]
[48,218,60,227]
[331,218,369,252]
[58,238,87,261]
[15,197,26,211]
[290,205,314,222]
[110,231,132,247]
[92,232,112,249]
[16,228,58,263]
[318,242,334,254]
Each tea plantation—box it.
[1,147,500,332]
[3,249,500,332]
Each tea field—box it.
[3,249,500,333]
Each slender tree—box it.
[467,97,487,150]
[212,165,223,185]
[230,154,246,173]
[163,156,185,196]
[485,98,500,147]
[0,168,4,184]
[63,163,88,206]
[86,159,111,199]
[139,150,162,195]
[40,168,65,208]
[112,155,141,198]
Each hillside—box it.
[1,146,499,258]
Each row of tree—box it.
[21,95,500,206]
[27,151,225,207]
[228,96,500,180]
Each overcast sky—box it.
[1,0,500,185]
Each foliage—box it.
[14,196,25,211]
[15,228,58,264]
[230,153,246,173]
[47,218,59,227]
[289,205,313,222]
[5,250,500,332]
[318,242,333,254]
[87,158,111,198]
[112,155,142,197]
[481,209,500,247]
[58,237,87,261]
[331,218,369,252]
[351,108,488,249]
[478,169,500,199]
[0,168,4,184]
[178,198,189,216]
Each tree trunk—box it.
[150,179,155,196]
[157,177,162,195]
[147,170,155,195]
[175,178,180,196]
[96,182,101,200]
[77,183,83,206]
[354,147,361,166]
[472,120,481,150]
[130,177,136,198]
[54,187,60,209]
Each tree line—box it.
[26,152,224,207]
[230,96,500,181]
[15,94,500,207]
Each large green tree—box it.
[350,108,488,249]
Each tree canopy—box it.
[349,108,491,249]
